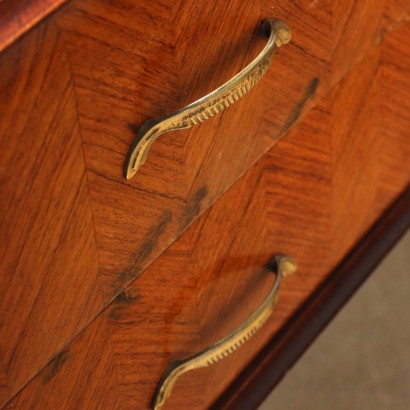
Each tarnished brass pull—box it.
[152,255,297,410]
[124,19,291,179]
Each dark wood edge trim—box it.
[211,185,410,410]
[0,0,70,54]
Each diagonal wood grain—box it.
[0,21,104,406]
[330,46,383,258]
[0,0,69,53]
[53,0,334,304]
[3,18,410,409]
[0,0,409,408]
[5,316,122,410]
[377,22,410,208]
[332,0,384,84]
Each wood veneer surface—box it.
[0,0,69,53]
[1,0,410,407]
[2,18,410,409]
[213,187,410,410]
[0,0,328,402]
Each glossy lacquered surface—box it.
[214,188,410,410]
[0,0,330,404]
[3,15,410,408]
[0,0,409,408]
[0,0,69,53]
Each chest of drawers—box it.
[0,0,409,409]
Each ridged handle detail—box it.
[152,255,297,410]
[124,19,291,179]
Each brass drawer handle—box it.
[124,19,291,179]
[152,255,297,410]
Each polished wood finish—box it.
[0,0,69,53]
[212,185,410,409]
[0,22,103,405]
[1,0,410,408]
[54,0,332,304]
[3,17,410,407]
[0,0,332,404]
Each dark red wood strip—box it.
[211,185,410,410]
[0,0,70,53]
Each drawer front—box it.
[4,19,410,409]
[1,0,409,406]
[51,0,332,301]
[0,0,334,404]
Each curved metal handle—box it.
[124,19,291,179]
[152,254,297,410]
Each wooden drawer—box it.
[0,0,409,408]
[0,0,329,404]
[3,16,410,408]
